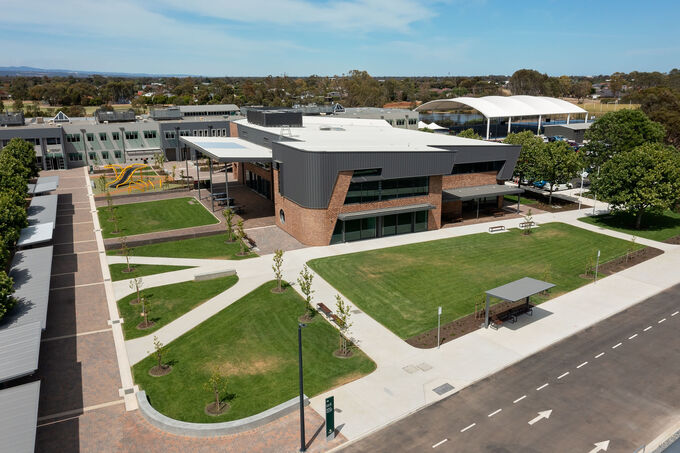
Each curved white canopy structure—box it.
[416,95,586,118]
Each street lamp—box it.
[298,322,307,452]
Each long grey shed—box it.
[0,381,40,453]
[27,194,58,229]
[4,246,54,330]
[0,322,42,383]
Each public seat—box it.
[317,303,332,317]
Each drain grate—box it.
[417,362,433,372]
[433,383,454,395]
[402,365,419,374]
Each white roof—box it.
[179,136,272,162]
[427,122,447,130]
[17,222,54,247]
[416,96,587,118]
[234,116,504,153]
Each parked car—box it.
[532,180,548,189]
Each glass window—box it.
[86,133,95,142]
[452,161,505,174]
[165,131,176,139]
[397,213,413,235]
[414,210,428,232]
[353,168,381,177]
[114,150,122,158]
[46,137,60,145]
[66,134,80,143]
[344,219,361,242]
[143,130,157,139]
[382,215,396,236]
[330,221,343,244]
[99,132,108,141]
[360,217,376,239]
[68,153,83,161]
[125,131,139,140]
[88,152,96,160]
[112,132,120,140]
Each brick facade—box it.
[442,171,498,190]
[274,170,443,246]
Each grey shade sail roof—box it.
[486,277,555,302]
[17,222,54,247]
[179,136,272,162]
[337,203,434,221]
[28,175,59,195]
[27,194,58,229]
[443,184,524,202]
[0,381,40,453]
[4,246,54,330]
[0,322,41,383]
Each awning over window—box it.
[337,203,434,221]
[443,184,524,202]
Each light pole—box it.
[578,169,585,211]
[594,250,601,283]
[437,306,442,349]
[298,323,307,452]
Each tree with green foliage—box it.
[1,138,38,178]
[457,128,483,140]
[0,271,15,320]
[535,141,584,204]
[272,249,284,293]
[297,264,315,319]
[129,277,143,304]
[0,99,4,113]
[235,219,247,255]
[0,191,28,255]
[222,208,235,242]
[583,109,665,168]
[203,371,228,414]
[334,294,353,357]
[120,236,133,273]
[152,335,168,374]
[503,131,545,186]
[591,143,680,229]
[636,87,680,148]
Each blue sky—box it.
[1,0,679,76]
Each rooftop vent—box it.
[247,109,303,128]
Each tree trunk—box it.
[636,210,643,229]
[517,172,522,188]
[214,389,220,410]
[277,278,281,292]
[548,184,554,205]
[157,353,161,369]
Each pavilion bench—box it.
[331,314,345,327]
[488,225,506,233]
[317,303,333,318]
[519,221,536,229]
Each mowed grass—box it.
[118,275,238,340]
[108,263,194,282]
[504,194,538,205]
[579,210,680,242]
[98,197,218,238]
[308,223,643,339]
[133,281,376,423]
[106,233,256,260]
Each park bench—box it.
[519,221,536,229]
[194,269,237,282]
[331,314,345,327]
[488,225,506,233]
[317,303,333,318]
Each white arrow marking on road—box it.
[588,440,610,452]
[528,410,552,425]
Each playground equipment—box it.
[106,163,148,188]
[102,164,169,194]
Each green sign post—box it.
[325,396,335,441]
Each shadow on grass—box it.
[592,211,680,232]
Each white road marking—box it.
[658,318,666,324]
[557,372,569,379]
[577,361,588,369]
[488,409,502,417]
[432,439,448,448]
[643,326,653,332]
[461,423,476,433]
[588,440,611,452]
[595,352,605,359]
[536,383,549,391]
[612,342,622,349]
[672,311,679,317]
[628,334,638,340]
[513,395,527,403]
[528,410,552,425]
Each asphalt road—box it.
[341,284,680,453]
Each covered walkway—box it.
[443,184,524,220]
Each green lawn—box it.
[118,275,238,340]
[579,210,680,242]
[109,263,194,282]
[133,281,376,423]
[98,197,218,238]
[107,233,256,260]
[504,194,538,205]
[308,223,643,339]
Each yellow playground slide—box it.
[106,163,148,189]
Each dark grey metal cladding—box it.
[236,123,299,150]
[0,126,63,142]
[246,109,303,127]
[273,143,457,209]
[436,144,521,180]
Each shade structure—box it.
[484,277,555,328]
[416,96,587,119]
[27,194,58,229]
[17,222,54,247]
[337,203,435,221]
[27,175,60,195]
[0,381,40,453]
[5,246,54,330]
[179,136,272,162]
[0,322,41,383]
[443,184,524,202]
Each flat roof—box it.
[0,322,41,383]
[443,184,524,201]
[234,116,506,153]
[0,381,40,453]
[27,194,58,229]
[179,137,272,162]
[28,175,59,195]
[4,246,54,330]
[17,222,54,247]
[486,277,555,302]
[337,203,434,221]
[179,104,239,113]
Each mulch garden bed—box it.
[205,402,230,416]
[406,246,664,349]
[520,190,580,213]
[149,365,172,377]
[664,235,680,245]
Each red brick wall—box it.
[274,171,443,246]
[442,172,498,190]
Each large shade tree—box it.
[583,109,665,168]
[503,131,545,186]
[1,138,39,178]
[591,143,680,229]
[535,141,584,204]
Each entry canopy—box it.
[416,96,587,119]
[337,203,434,221]
[443,184,524,202]
[486,277,555,302]
[180,136,272,162]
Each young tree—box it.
[236,219,247,255]
[272,249,284,292]
[522,209,534,235]
[97,174,107,193]
[503,131,545,187]
[129,277,143,304]
[111,212,121,235]
[222,208,235,242]
[334,294,353,356]
[203,371,228,413]
[297,264,315,318]
[152,335,167,371]
[105,191,115,221]
[591,143,680,229]
[583,109,665,168]
[0,271,16,321]
[120,236,134,273]
[534,141,584,204]
[457,128,483,140]
[140,296,151,327]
